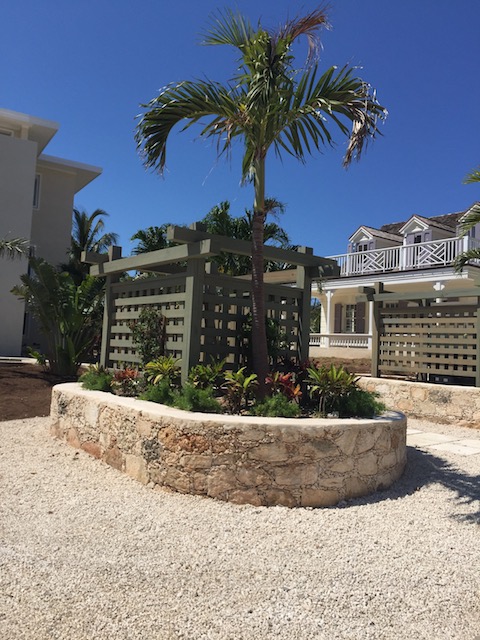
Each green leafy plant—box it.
[110,366,141,397]
[12,258,105,377]
[144,356,181,387]
[173,383,222,413]
[241,315,288,368]
[252,394,300,418]
[128,308,166,366]
[139,379,175,405]
[187,358,226,391]
[27,347,48,371]
[306,364,359,416]
[222,367,258,414]
[79,364,113,392]
[337,387,386,418]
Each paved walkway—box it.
[407,427,480,456]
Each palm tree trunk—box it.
[251,158,269,396]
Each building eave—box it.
[38,154,102,192]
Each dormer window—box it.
[357,242,369,252]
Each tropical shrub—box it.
[187,358,226,391]
[222,367,258,414]
[144,356,181,387]
[337,388,385,418]
[139,379,175,405]
[128,308,166,365]
[172,383,222,413]
[306,364,359,416]
[110,367,141,397]
[12,258,104,377]
[241,315,287,367]
[265,371,302,403]
[252,394,300,418]
[79,364,113,392]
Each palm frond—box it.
[464,167,480,184]
[457,202,480,237]
[0,237,29,259]
[273,8,330,67]
[203,9,254,48]
[454,248,480,272]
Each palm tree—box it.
[135,8,386,390]
[0,237,29,260]
[202,199,290,275]
[454,166,480,271]
[130,224,172,254]
[63,208,119,285]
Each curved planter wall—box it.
[51,383,407,508]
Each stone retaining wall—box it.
[50,383,407,508]
[359,377,480,428]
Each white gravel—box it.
[0,416,479,640]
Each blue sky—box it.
[2,0,479,256]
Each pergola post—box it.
[181,257,206,383]
[100,246,122,368]
[295,247,313,363]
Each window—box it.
[356,242,369,252]
[33,173,41,209]
[345,304,356,333]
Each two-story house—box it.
[0,108,102,356]
[310,204,480,359]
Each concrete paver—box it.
[407,429,480,456]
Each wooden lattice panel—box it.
[108,275,187,365]
[378,303,477,379]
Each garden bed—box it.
[51,383,407,508]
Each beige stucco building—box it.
[0,108,101,356]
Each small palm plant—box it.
[306,364,359,416]
[222,367,258,414]
[144,355,181,387]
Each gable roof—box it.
[380,209,465,235]
[349,225,401,243]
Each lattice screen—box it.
[378,302,477,380]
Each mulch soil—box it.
[0,358,373,422]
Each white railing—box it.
[329,236,480,277]
[310,333,371,349]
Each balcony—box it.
[328,236,480,277]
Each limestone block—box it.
[211,453,237,466]
[411,386,427,401]
[334,429,357,456]
[236,426,267,442]
[248,442,290,462]
[318,477,344,490]
[136,418,153,438]
[191,472,207,493]
[81,441,102,459]
[263,488,297,508]
[179,454,212,470]
[105,446,124,471]
[328,457,354,474]
[67,428,81,449]
[374,429,391,452]
[207,468,238,498]
[300,488,339,508]
[229,489,262,506]
[356,429,376,454]
[295,438,337,460]
[357,452,378,476]
[163,467,191,493]
[274,464,318,487]
[236,466,271,487]
[344,476,370,499]
[125,454,149,484]
[378,451,397,470]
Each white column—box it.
[325,290,335,348]
[368,300,374,349]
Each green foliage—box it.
[187,358,226,390]
[27,347,48,371]
[12,258,105,377]
[222,367,258,414]
[110,367,141,397]
[139,379,175,405]
[129,308,166,366]
[79,364,113,392]
[144,355,181,386]
[252,394,300,418]
[172,383,222,413]
[337,388,385,418]
[306,364,359,416]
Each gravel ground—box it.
[0,416,479,640]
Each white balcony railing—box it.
[328,236,480,277]
[310,333,371,349]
